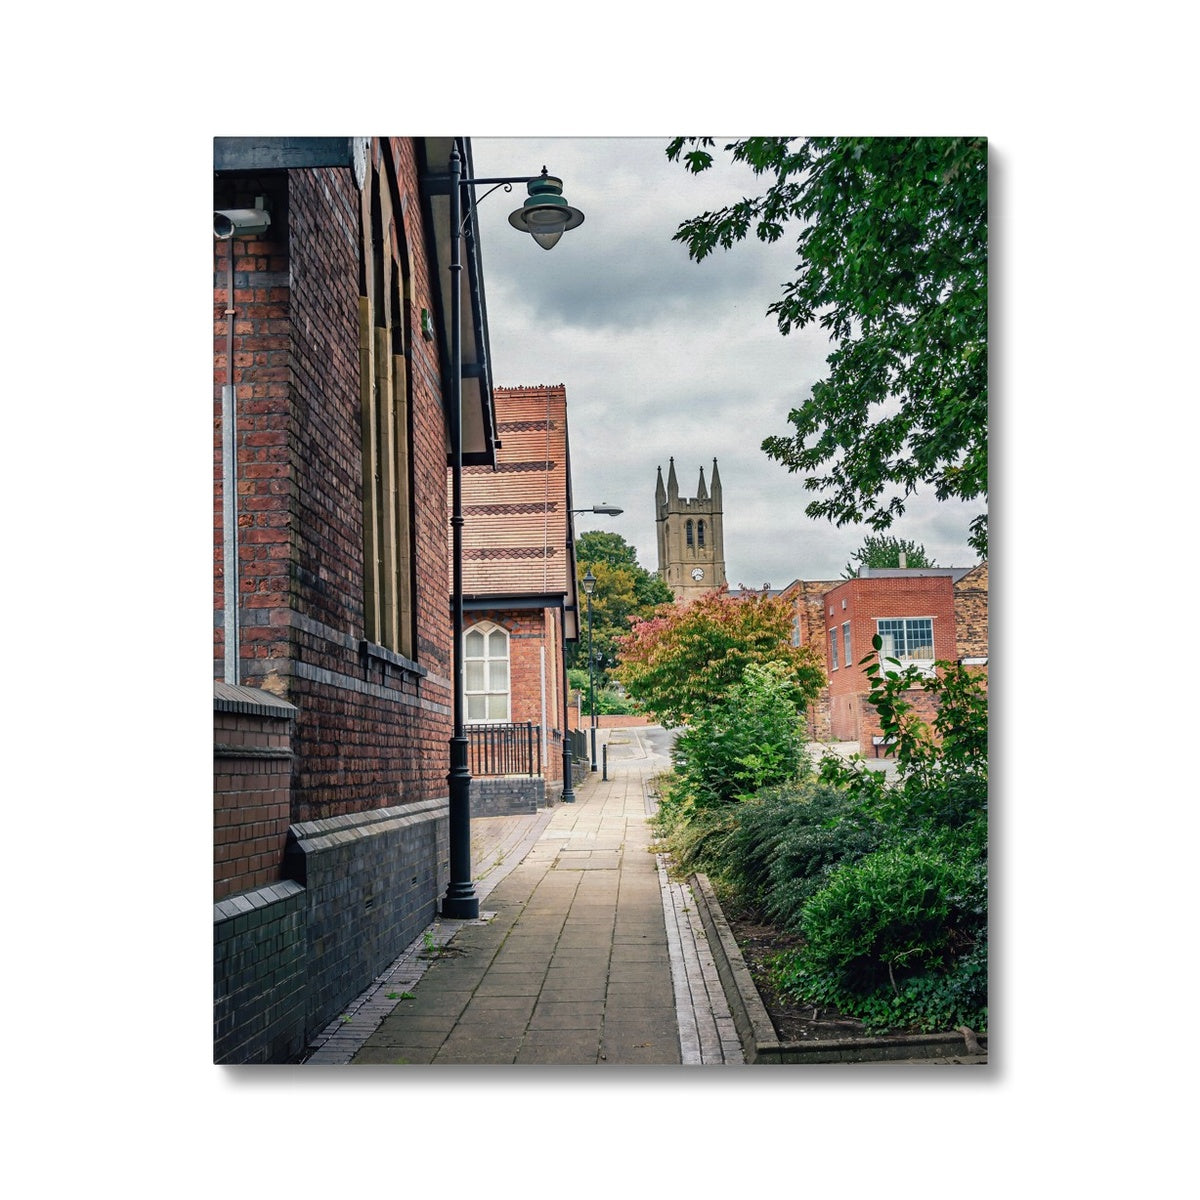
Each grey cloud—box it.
[470,136,983,590]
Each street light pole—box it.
[441,145,584,918]
[569,507,621,777]
[582,569,597,771]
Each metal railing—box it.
[569,728,589,781]
[467,722,542,777]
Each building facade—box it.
[456,384,582,810]
[655,457,727,603]
[781,565,987,754]
[213,136,499,1063]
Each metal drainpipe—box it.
[221,241,240,685]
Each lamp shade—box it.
[582,569,596,595]
[508,170,584,250]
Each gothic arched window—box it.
[697,519,706,548]
[686,519,694,548]
[464,621,510,722]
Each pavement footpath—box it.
[301,726,743,1066]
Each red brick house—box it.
[456,384,583,810]
[213,137,501,1062]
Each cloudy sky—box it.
[470,136,983,586]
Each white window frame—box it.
[464,620,511,723]
[829,627,839,670]
[875,616,936,675]
[842,621,852,669]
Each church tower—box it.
[656,457,727,603]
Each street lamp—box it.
[441,145,585,920]
[581,569,598,771]
[571,505,623,517]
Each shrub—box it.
[719,782,882,930]
[673,662,809,808]
[772,845,987,1032]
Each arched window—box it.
[686,519,694,548]
[697,519,706,548]
[464,621,510,722]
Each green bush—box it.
[658,642,989,1036]
[718,782,881,930]
[773,845,987,1032]
[673,663,809,808]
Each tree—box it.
[667,137,988,558]
[615,586,825,727]
[841,533,937,580]
[570,530,673,679]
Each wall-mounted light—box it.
[507,169,585,250]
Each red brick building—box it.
[456,385,582,808]
[781,565,987,755]
[213,137,500,1062]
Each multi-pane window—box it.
[843,621,852,668]
[465,622,510,722]
[876,617,935,667]
[829,628,839,670]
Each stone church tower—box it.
[656,457,727,603]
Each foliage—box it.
[567,668,637,716]
[719,782,882,931]
[841,533,937,580]
[787,847,984,989]
[672,663,810,808]
[569,531,674,680]
[616,586,825,727]
[667,136,988,557]
[653,631,989,1035]
[783,646,989,1030]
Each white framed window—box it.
[829,627,839,670]
[842,621,852,668]
[876,617,935,672]
[464,621,510,722]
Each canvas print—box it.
[213,136,987,1065]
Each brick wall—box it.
[285,800,447,1037]
[465,606,568,787]
[214,143,454,825]
[213,138,458,1062]
[214,881,307,1064]
[213,687,297,900]
[954,562,989,662]
[822,574,958,748]
[780,580,837,742]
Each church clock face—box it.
[691,567,704,581]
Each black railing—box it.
[467,722,542,777]
[569,728,589,782]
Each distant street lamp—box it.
[572,505,623,517]
[570,506,621,774]
[440,145,585,919]
[581,569,598,771]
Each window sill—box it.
[360,640,427,681]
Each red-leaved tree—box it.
[615,587,825,727]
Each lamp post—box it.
[569,505,622,774]
[441,145,584,919]
[581,569,598,771]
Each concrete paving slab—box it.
[300,726,744,1066]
